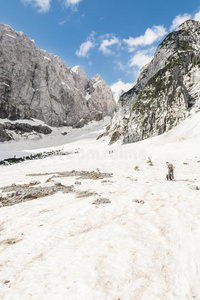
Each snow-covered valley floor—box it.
[0,114,200,300]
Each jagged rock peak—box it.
[87,74,116,117]
[71,65,86,76]
[89,74,104,85]
[0,24,116,128]
[178,19,200,31]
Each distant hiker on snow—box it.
[166,162,174,180]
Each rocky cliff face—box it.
[109,20,200,144]
[0,24,116,128]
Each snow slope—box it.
[0,113,200,300]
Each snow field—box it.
[0,114,200,299]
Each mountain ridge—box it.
[109,19,200,144]
[0,24,116,129]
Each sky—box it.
[0,0,200,100]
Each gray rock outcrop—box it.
[0,24,116,128]
[109,20,200,144]
[0,122,52,142]
[0,124,12,142]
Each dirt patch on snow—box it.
[0,238,22,246]
[92,198,111,205]
[76,190,97,198]
[27,170,113,180]
[0,170,113,207]
[0,182,74,207]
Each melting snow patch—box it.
[4,34,16,39]
[93,80,102,87]
[44,56,51,62]
[85,93,91,100]
[61,82,72,90]
[1,82,10,87]
[71,66,80,74]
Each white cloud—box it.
[75,32,96,57]
[22,0,82,12]
[123,25,167,52]
[63,0,82,10]
[194,10,200,21]
[75,41,94,57]
[21,0,51,13]
[170,13,191,31]
[59,20,66,25]
[99,35,120,56]
[129,50,154,69]
[110,80,133,102]
[115,61,127,72]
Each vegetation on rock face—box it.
[192,55,200,67]
[134,165,139,171]
[109,131,121,145]
[110,21,200,145]
[146,157,153,166]
[160,32,176,47]
[138,50,193,105]
[127,48,197,142]
[159,29,194,51]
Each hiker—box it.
[166,162,174,180]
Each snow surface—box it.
[93,80,102,87]
[85,92,91,100]
[71,65,81,74]
[0,113,200,299]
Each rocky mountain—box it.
[0,121,52,142]
[109,20,200,144]
[0,24,116,129]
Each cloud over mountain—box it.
[123,25,167,52]
[170,13,192,31]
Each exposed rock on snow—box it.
[0,121,52,142]
[0,24,116,128]
[0,149,73,166]
[27,170,113,181]
[0,169,113,206]
[0,182,74,206]
[92,197,111,205]
[109,20,200,144]
[0,124,12,142]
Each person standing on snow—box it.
[166,162,175,180]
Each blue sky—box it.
[0,0,200,99]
